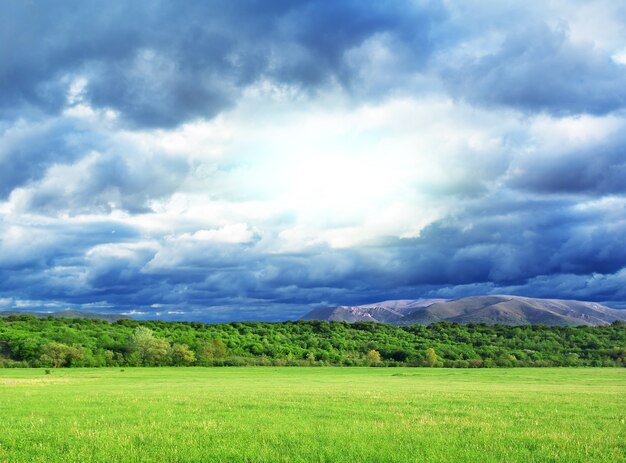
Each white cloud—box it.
[155,93,520,249]
[188,223,255,244]
[612,49,626,66]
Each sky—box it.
[1,0,626,321]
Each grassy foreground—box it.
[0,368,624,462]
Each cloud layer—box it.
[1,0,626,320]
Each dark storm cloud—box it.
[15,147,189,215]
[507,133,626,195]
[3,1,625,128]
[5,188,624,321]
[408,271,626,310]
[391,194,626,285]
[441,18,626,114]
[0,219,140,308]
[0,117,94,198]
[0,113,189,214]
[0,227,391,320]
[0,219,139,272]
[0,0,442,128]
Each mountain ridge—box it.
[301,295,626,326]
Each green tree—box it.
[40,342,83,368]
[104,350,116,366]
[198,339,227,360]
[128,327,170,366]
[366,349,382,366]
[0,315,624,368]
[424,347,437,367]
[146,338,170,365]
[171,343,196,366]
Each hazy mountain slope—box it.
[301,299,447,324]
[302,296,626,326]
[0,309,129,322]
[357,299,446,313]
[301,305,404,324]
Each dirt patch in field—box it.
[0,377,71,385]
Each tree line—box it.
[0,315,624,368]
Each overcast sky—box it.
[1,0,626,321]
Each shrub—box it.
[366,349,382,366]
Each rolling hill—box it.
[301,295,626,326]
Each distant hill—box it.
[301,296,626,326]
[302,299,447,324]
[0,309,129,323]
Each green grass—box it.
[0,368,624,462]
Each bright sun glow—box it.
[280,151,398,219]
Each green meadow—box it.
[0,368,624,462]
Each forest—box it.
[1,315,624,368]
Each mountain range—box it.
[301,295,626,326]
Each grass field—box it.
[0,368,624,462]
